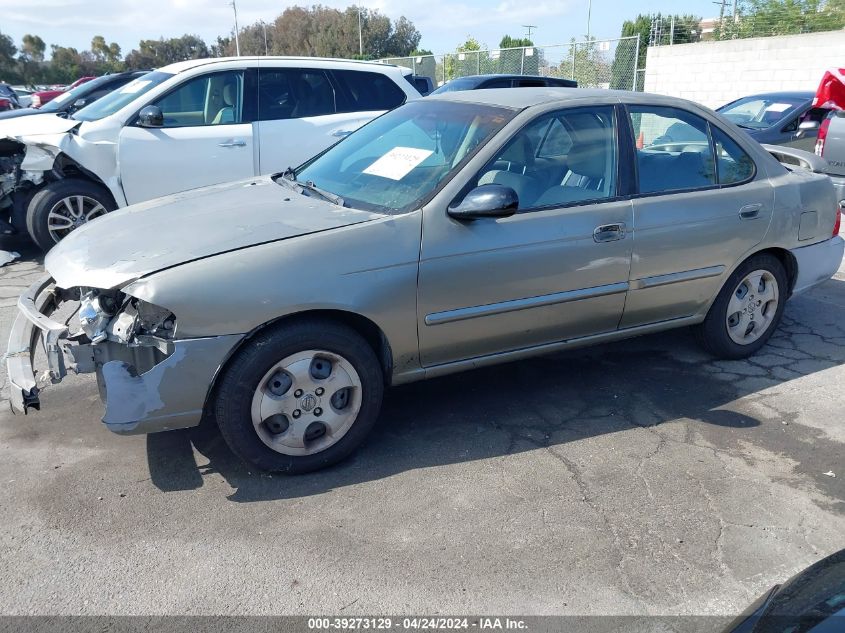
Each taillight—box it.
[816,116,831,157]
[833,207,841,237]
[0,98,9,109]
[31,95,41,107]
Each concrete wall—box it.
[643,30,845,109]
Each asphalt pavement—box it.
[0,234,843,616]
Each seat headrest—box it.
[566,142,607,180]
[499,135,534,167]
[222,82,236,106]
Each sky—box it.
[0,0,721,57]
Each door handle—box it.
[739,203,763,220]
[218,139,246,147]
[332,129,352,138]
[593,223,625,243]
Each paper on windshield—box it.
[119,80,151,95]
[52,91,74,104]
[765,103,792,113]
[363,147,433,181]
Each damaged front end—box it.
[7,276,240,434]
[0,139,26,234]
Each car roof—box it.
[455,74,571,82]
[426,87,685,109]
[158,56,401,75]
[730,91,815,100]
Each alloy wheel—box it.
[47,195,108,242]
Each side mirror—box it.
[137,105,164,128]
[447,184,518,221]
[795,119,820,138]
[72,98,87,109]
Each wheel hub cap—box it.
[725,269,779,345]
[250,350,363,457]
[299,393,318,412]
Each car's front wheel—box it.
[26,179,116,250]
[695,253,787,359]
[214,319,384,474]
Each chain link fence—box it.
[380,35,642,91]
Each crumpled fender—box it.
[1,117,126,207]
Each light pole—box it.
[260,19,268,55]
[587,0,592,39]
[230,0,241,56]
[358,8,363,57]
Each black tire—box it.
[695,253,788,359]
[214,319,384,474]
[26,179,116,251]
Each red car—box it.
[31,76,95,108]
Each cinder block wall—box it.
[643,30,845,109]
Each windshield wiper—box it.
[278,166,345,206]
[298,180,346,207]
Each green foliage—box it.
[4,4,422,85]
[0,31,20,83]
[716,0,845,38]
[499,35,534,49]
[609,13,702,89]
[217,5,421,59]
[124,35,209,69]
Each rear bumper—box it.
[6,275,242,434]
[790,235,845,295]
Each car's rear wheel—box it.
[26,179,116,251]
[695,253,787,359]
[214,319,384,474]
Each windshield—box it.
[73,71,173,122]
[41,76,109,112]
[290,100,515,214]
[717,95,808,130]
[430,78,479,95]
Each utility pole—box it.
[358,8,364,57]
[586,0,592,39]
[230,0,240,56]
[522,25,537,41]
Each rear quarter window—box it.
[333,70,406,113]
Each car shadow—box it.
[146,274,845,501]
[0,234,42,265]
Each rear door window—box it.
[258,68,336,121]
[332,69,406,112]
[711,126,755,184]
[628,106,716,194]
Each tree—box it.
[125,34,209,69]
[388,16,422,57]
[563,36,612,88]
[609,13,701,89]
[716,0,845,38]
[20,34,45,63]
[47,45,83,83]
[91,36,121,64]
[0,31,20,83]
[499,35,533,48]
